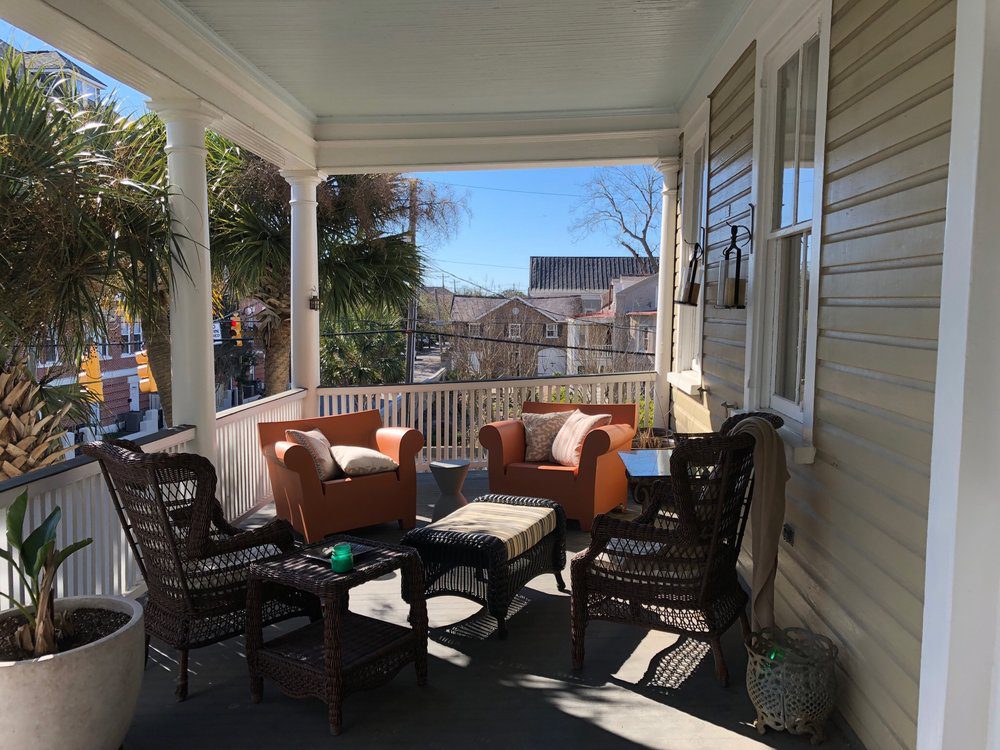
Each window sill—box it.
[777,422,815,465]
[732,409,815,464]
[666,370,703,396]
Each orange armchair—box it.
[478,402,637,531]
[258,410,424,542]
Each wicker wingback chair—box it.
[673,411,784,443]
[83,440,315,700]
[571,432,757,686]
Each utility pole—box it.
[405,178,418,384]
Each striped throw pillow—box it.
[551,410,612,467]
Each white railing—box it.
[0,427,195,605]
[0,374,652,605]
[216,388,307,520]
[318,371,656,470]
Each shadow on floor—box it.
[127,472,862,749]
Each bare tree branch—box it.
[570,166,662,261]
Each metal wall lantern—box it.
[308,294,321,311]
[675,232,704,307]
[716,204,754,310]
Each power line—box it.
[321,326,651,358]
[430,258,526,270]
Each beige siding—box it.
[668,2,955,747]
[776,3,953,748]
[673,42,755,432]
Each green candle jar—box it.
[330,542,353,573]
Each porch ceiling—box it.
[4,0,750,171]
[176,0,746,120]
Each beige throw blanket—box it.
[730,416,789,630]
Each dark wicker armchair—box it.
[83,440,316,700]
[673,410,784,443]
[571,432,758,686]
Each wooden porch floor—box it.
[127,472,863,749]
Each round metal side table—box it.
[429,459,471,521]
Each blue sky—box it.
[2,19,636,292]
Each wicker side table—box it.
[246,537,428,735]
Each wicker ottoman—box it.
[401,494,567,638]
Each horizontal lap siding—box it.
[772,2,954,749]
[676,42,755,431]
[669,4,954,747]
[669,155,683,427]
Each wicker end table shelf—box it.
[246,536,428,735]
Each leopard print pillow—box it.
[521,411,573,462]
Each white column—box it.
[917,1,1000,748]
[148,99,218,460]
[280,170,325,418]
[653,158,680,431]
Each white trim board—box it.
[742,0,831,454]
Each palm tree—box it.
[208,136,436,395]
[0,48,178,478]
[320,314,407,387]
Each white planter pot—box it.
[0,595,145,750]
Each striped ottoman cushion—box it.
[424,501,557,560]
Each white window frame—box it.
[120,320,143,356]
[642,325,655,353]
[669,98,710,396]
[507,323,521,339]
[38,329,60,367]
[544,323,559,339]
[746,0,830,457]
[96,332,111,360]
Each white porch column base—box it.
[653,158,680,432]
[148,98,219,460]
[281,169,325,418]
[917,1,1000,748]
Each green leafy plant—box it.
[1,491,93,656]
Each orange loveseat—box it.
[478,402,638,531]
[258,410,424,542]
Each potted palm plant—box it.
[0,491,145,750]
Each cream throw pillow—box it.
[285,429,339,480]
[551,410,613,467]
[330,445,399,477]
[521,411,573,462]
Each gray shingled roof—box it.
[450,295,508,321]
[526,295,582,320]
[0,42,106,88]
[529,256,657,292]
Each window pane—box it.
[796,37,820,223]
[774,233,809,403]
[772,51,799,230]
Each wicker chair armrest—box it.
[590,513,687,548]
[210,508,244,537]
[198,517,296,558]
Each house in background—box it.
[0,40,105,99]
[528,255,656,313]
[566,273,659,374]
[36,314,156,436]
[446,294,579,378]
